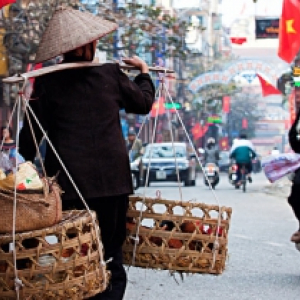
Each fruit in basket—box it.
[80,243,89,256]
[168,238,183,249]
[61,248,75,258]
[0,261,7,272]
[181,221,223,236]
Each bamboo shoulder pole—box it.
[3,62,174,84]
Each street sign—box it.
[294,77,300,87]
[231,131,239,138]
[165,103,182,109]
[293,66,300,77]
[207,115,222,124]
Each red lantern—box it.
[222,96,230,113]
[242,118,248,129]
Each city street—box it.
[124,173,300,300]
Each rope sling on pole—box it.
[128,69,223,272]
[2,62,227,288]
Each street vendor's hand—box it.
[122,56,149,73]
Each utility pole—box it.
[206,0,219,58]
[113,0,118,59]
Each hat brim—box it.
[35,8,118,64]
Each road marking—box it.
[264,241,285,247]
[232,234,253,240]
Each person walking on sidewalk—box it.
[288,109,300,243]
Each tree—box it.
[227,92,263,142]
[0,0,202,75]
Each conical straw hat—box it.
[35,7,118,63]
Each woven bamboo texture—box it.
[0,181,62,233]
[0,210,109,299]
[123,195,232,274]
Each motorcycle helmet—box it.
[128,128,136,136]
[207,137,215,145]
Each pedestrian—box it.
[126,128,143,160]
[288,109,300,243]
[271,146,280,155]
[1,126,25,171]
[19,7,155,300]
[1,126,14,151]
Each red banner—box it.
[289,89,296,125]
[242,118,248,129]
[285,119,290,130]
[222,96,230,113]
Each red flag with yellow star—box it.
[191,123,208,140]
[257,74,282,97]
[278,0,300,63]
[0,0,15,9]
[150,97,165,117]
[219,137,229,151]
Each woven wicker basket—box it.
[123,195,232,275]
[0,210,110,299]
[0,180,62,233]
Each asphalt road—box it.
[124,172,300,300]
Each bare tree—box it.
[0,0,201,75]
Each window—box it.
[144,145,186,158]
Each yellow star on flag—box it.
[286,19,297,34]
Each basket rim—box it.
[129,195,233,213]
[0,210,96,242]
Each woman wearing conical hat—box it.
[19,7,155,300]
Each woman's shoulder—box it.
[91,62,120,74]
[36,62,118,78]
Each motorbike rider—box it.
[229,133,257,184]
[204,138,220,165]
[126,128,143,160]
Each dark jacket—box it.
[204,146,219,164]
[19,63,155,200]
[289,110,300,153]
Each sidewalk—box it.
[262,177,292,198]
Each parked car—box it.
[218,150,230,172]
[141,142,196,186]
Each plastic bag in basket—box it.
[8,148,25,168]
[16,162,43,190]
[0,152,13,173]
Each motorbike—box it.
[198,148,220,189]
[203,163,220,189]
[228,160,239,188]
[229,161,249,192]
[130,156,142,190]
